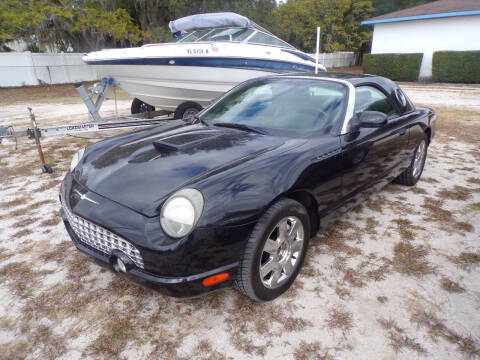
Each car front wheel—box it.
[236,198,310,302]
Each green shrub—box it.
[363,53,423,81]
[432,51,480,83]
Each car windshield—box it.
[199,79,347,135]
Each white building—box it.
[362,0,480,80]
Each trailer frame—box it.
[0,78,178,173]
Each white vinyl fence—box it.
[0,52,98,87]
[307,52,357,69]
[0,51,357,88]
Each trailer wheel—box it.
[131,98,155,114]
[174,102,203,121]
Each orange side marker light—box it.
[202,273,230,287]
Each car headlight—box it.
[70,147,85,172]
[160,188,204,238]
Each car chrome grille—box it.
[61,197,144,269]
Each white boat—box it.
[83,12,325,119]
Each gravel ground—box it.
[0,83,479,360]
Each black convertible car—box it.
[60,72,436,301]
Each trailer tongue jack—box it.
[28,107,53,174]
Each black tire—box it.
[395,136,428,186]
[174,102,202,121]
[236,198,310,302]
[131,98,155,114]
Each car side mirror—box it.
[356,111,388,128]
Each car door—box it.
[336,85,410,211]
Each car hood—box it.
[74,123,300,217]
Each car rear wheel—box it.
[395,137,428,186]
[236,198,310,302]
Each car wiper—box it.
[213,122,266,134]
[192,115,210,126]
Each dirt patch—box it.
[0,82,131,106]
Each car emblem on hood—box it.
[73,189,99,205]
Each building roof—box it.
[362,0,480,25]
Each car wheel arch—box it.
[424,127,432,145]
[287,191,319,236]
[262,190,319,237]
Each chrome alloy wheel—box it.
[412,140,426,178]
[259,216,305,289]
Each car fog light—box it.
[117,258,127,273]
[110,250,134,273]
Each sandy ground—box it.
[0,83,479,360]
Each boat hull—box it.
[93,64,276,111]
[85,41,321,112]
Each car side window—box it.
[354,86,398,117]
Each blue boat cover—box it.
[169,12,251,33]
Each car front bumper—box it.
[59,173,254,297]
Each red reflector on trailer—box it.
[202,273,230,287]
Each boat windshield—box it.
[176,27,293,49]
[199,78,347,136]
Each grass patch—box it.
[470,202,480,211]
[294,341,333,360]
[432,106,480,144]
[0,261,52,297]
[378,317,426,354]
[421,197,453,223]
[34,179,61,192]
[440,277,465,293]
[377,296,388,304]
[8,206,33,218]
[387,331,427,354]
[12,216,39,228]
[392,218,415,241]
[447,252,480,271]
[30,199,57,209]
[0,195,32,209]
[326,307,353,332]
[87,316,136,357]
[454,221,474,233]
[437,185,471,201]
[467,177,480,185]
[318,223,363,257]
[392,242,435,277]
[12,228,33,238]
[411,309,480,358]
[40,211,61,227]
[365,198,384,213]
[410,187,427,195]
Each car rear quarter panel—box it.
[408,107,435,150]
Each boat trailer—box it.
[0,78,176,174]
